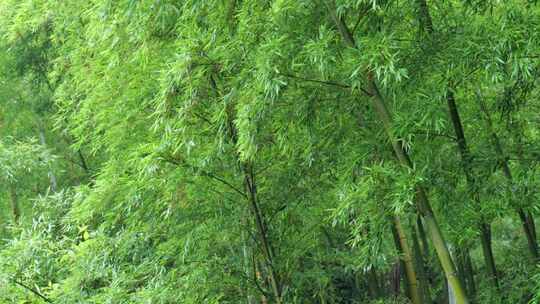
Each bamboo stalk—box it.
[476,91,539,261]
[325,2,469,302]
[393,216,423,304]
[446,90,499,288]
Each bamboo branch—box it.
[10,278,53,303]
[282,73,350,89]
[160,156,248,199]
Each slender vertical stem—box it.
[242,162,282,303]
[446,90,499,288]
[512,120,538,253]
[78,149,90,174]
[455,247,475,298]
[416,191,469,304]
[391,225,408,298]
[242,217,256,304]
[9,183,20,224]
[209,54,282,301]
[412,221,431,303]
[476,92,539,261]
[455,248,467,295]
[417,216,430,266]
[464,251,476,296]
[392,216,423,304]
[38,128,57,192]
[366,267,381,299]
[416,0,434,33]
[415,0,497,291]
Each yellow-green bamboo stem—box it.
[393,216,423,304]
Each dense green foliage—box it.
[0,1,539,303]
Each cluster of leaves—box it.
[0,0,539,303]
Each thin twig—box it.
[411,130,457,141]
[352,5,371,34]
[282,73,351,89]
[282,73,372,96]
[10,278,53,303]
[160,156,247,199]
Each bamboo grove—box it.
[0,0,539,303]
